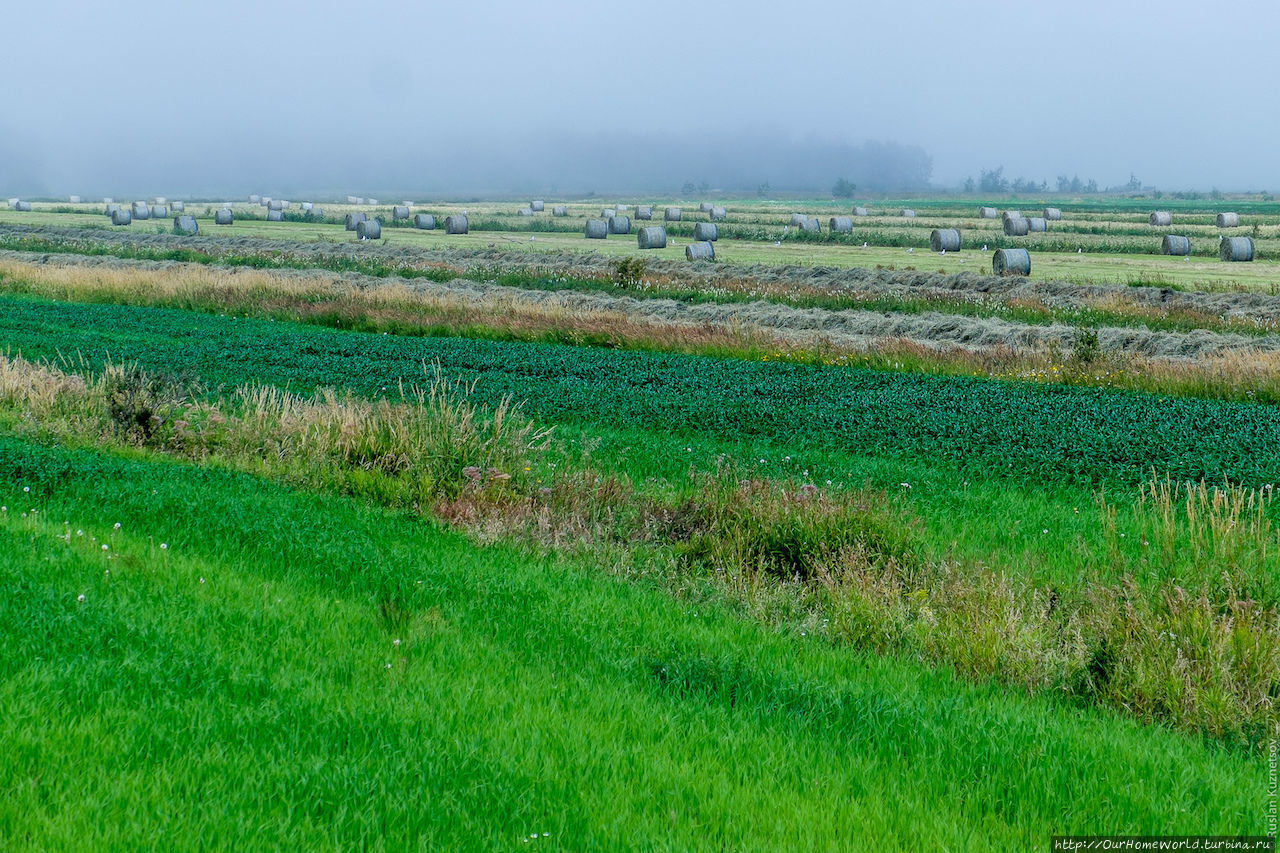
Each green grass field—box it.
[0,439,1264,849]
[0,202,1276,847]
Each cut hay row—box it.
[15,243,1269,363]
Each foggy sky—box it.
[6,0,1280,197]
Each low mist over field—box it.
[5,0,1280,196]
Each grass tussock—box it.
[0,351,1276,747]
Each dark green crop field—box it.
[4,295,1278,487]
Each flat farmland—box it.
[0,196,1275,847]
[5,195,1280,291]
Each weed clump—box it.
[610,257,647,289]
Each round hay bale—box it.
[1003,217,1030,236]
[517,208,534,217]
[1161,235,1191,256]
[608,215,631,235]
[280,201,290,210]
[635,206,652,220]
[354,197,365,205]
[798,217,820,233]
[552,205,568,216]
[664,207,682,221]
[1027,217,1047,232]
[789,213,808,226]
[68,195,81,204]
[249,195,261,203]
[445,214,468,235]
[413,213,435,229]
[637,226,667,249]
[346,196,358,204]
[268,199,283,211]
[1149,211,1172,226]
[829,216,854,233]
[173,215,198,235]
[171,201,185,212]
[311,207,324,218]
[993,248,1031,276]
[710,206,726,221]
[266,209,283,222]
[301,202,313,211]
[6,198,16,208]
[260,197,271,207]
[1043,207,1062,221]
[694,222,719,241]
[531,200,545,212]
[616,204,628,212]
[154,197,166,205]
[900,209,916,217]
[357,219,381,239]
[105,203,121,217]
[979,206,998,218]
[110,208,132,226]
[1216,212,1239,227]
[367,198,378,205]
[698,202,713,213]
[151,205,167,218]
[601,208,616,218]
[16,201,31,212]
[345,212,366,231]
[1220,236,1254,262]
[102,197,114,204]
[132,203,150,220]
[852,206,868,216]
[584,219,608,239]
[930,228,961,252]
[1002,210,1022,222]
[214,209,233,225]
[686,241,715,261]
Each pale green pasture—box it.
[4,206,1280,291]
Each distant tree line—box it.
[961,168,1153,195]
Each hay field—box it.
[0,196,1275,846]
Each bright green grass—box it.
[4,208,1280,291]
[0,437,1264,849]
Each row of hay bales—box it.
[1160,234,1256,261]
[990,236,1255,276]
[1150,211,1241,227]
[979,206,1062,221]
[104,197,322,228]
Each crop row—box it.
[3,296,1279,487]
